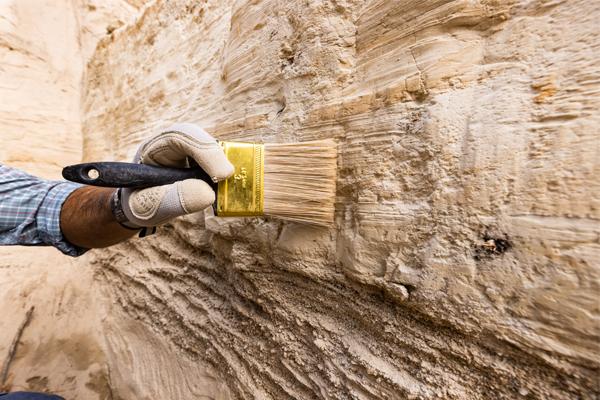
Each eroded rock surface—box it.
[0,1,168,398]
[0,0,144,177]
[81,0,599,398]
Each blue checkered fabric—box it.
[0,163,86,257]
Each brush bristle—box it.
[264,139,337,226]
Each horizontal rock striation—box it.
[83,0,599,398]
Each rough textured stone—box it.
[0,2,230,397]
[0,0,143,177]
[0,0,598,398]
[80,0,599,399]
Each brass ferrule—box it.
[216,141,264,216]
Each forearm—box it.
[60,186,138,249]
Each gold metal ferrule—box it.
[217,141,264,216]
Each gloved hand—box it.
[119,123,234,228]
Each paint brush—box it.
[62,140,337,226]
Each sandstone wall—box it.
[0,0,84,178]
[81,0,599,398]
[74,0,600,398]
[0,1,156,398]
[0,0,144,177]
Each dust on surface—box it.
[1,0,599,399]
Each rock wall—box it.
[2,0,597,398]
[0,1,162,398]
[0,0,143,178]
[81,0,599,398]
[0,0,84,178]
[0,0,590,398]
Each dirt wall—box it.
[80,0,599,399]
[0,0,145,177]
[0,1,160,398]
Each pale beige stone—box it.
[79,0,599,398]
[1,0,598,398]
[0,2,208,399]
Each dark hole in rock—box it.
[474,234,512,260]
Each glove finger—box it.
[137,123,234,181]
[176,178,216,214]
[123,179,215,227]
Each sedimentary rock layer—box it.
[0,0,143,177]
[0,1,153,398]
[81,0,599,398]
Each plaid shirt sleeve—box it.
[0,163,87,257]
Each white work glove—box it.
[119,123,234,228]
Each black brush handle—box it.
[62,162,214,188]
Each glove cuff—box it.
[110,188,143,230]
